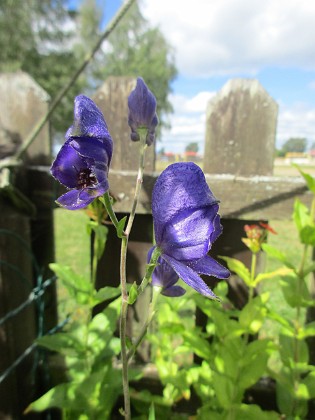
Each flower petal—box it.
[162,254,218,299]
[56,189,96,210]
[66,95,112,148]
[162,285,186,297]
[148,246,179,289]
[51,140,87,188]
[69,137,110,166]
[189,255,230,279]
[161,206,220,261]
[128,78,157,128]
[152,162,218,245]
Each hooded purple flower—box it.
[51,95,113,210]
[127,77,158,146]
[147,248,186,297]
[150,162,230,299]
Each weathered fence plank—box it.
[204,78,278,176]
[108,171,311,219]
[0,71,56,418]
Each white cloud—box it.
[159,92,315,153]
[277,103,315,146]
[142,0,315,77]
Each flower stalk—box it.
[119,130,147,420]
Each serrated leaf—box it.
[261,243,295,269]
[219,256,251,286]
[49,263,92,305]
[25,382,85,413]
[280,272,311,308]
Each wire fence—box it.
[0,228,68,390]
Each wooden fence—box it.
[0,72,314,418]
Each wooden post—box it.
[93,77,156,361]
[203,78,278,304]
[0,71,57,417]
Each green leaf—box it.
[127,282,138,305]
[87,221,108,259]
[212,370,235,409]
[25,382,87,413]
[280,272,311,308]
[93,286,121,305]
[253,267,292,287]
[239,295,268,334]
[276,378,308,417]
[279,333,309,366]
[238,340,271,390]
[293,163,315,194]
[300,224,315,246]
[261,243,295,269]
[148,403,155,420]
[219,256,251,286]
[182,329,212,360]
[116,216,127,238]
[302,261,315,277]
[267,309,294,334]
[36,328,86,357]
[302,371,315,399]
[293,199,315,245]
[49,263,93,305]
[297,321,315,339]
[235,403,279,420]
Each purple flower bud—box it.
[128,77,158,146]
[151,162,230,299]
[147,247,186,297]
[51,95,113,210]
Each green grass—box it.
[54,208,90,278]
[53,208,91,317]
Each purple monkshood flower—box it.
[51,95,113,210]
[150,162,230,299]
[128,77,158,146]
[147,248,186,297]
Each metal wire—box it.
[0,316,69,385]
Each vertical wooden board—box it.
[204,79,278,176]
[93,76,155,172]
[0,204,37,417]
[0,71,51,165]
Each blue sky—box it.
[68,0,315,153]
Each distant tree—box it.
[185,142,199,153]
[92,2,177,134]
[310,141,315,150]
[281,138,307,155]
[0,0,86,134]
[0,0,177,139]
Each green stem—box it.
[249,252,257,301]
[103,191,120,230]
[119,132,147,420]
[125,137,147,236]
[127,286,161,361]
[137,247,161,295]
